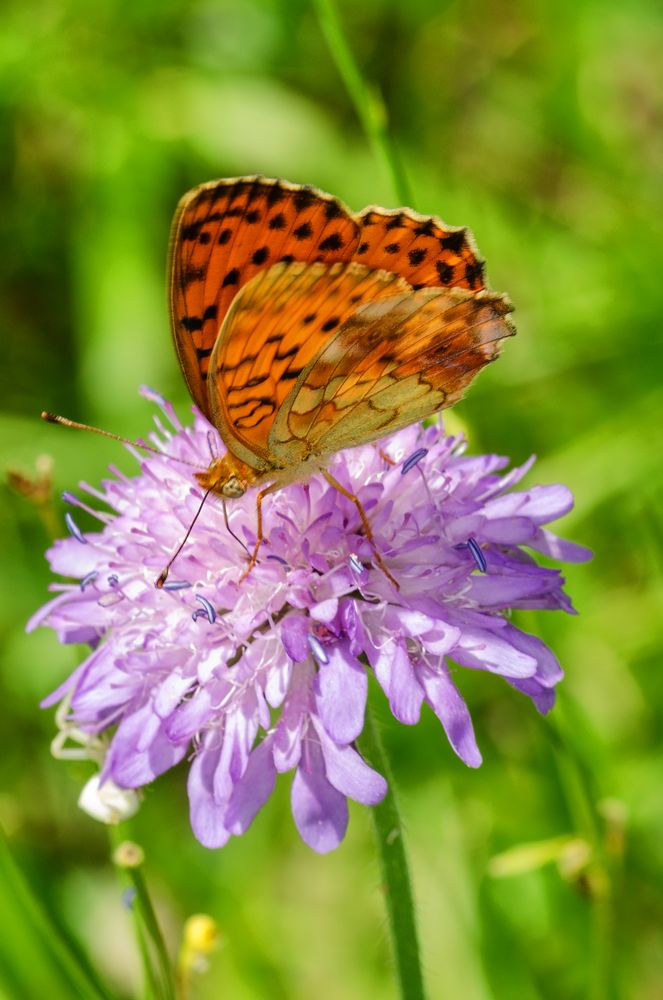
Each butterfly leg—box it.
[322,470,399,590]
[238,481,282,582]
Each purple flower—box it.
[29,390,590,853]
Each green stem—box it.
[358,706,426,1000]
[545,700,614,1000]
[312,0,414,207]
[131,893,162,1000]
[109,830,176,1000]
[128,866,176,1000]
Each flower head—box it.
[29,388,590,853]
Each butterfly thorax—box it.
[195,454,261,499]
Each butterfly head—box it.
[194,454,255,499]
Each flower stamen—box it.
[467,536,487,572]
[401,448,428,475]
[64,511,87,543]
[307,634,329,665]
[192,595,216,625]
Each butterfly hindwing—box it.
[206,261,411,469]
[268,283,514,461]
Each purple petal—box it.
[420,622,462,656]
[481,517,537,545]
[453,626,538,678]
[188,743,231,849]
[153,671,195,719]
[281,615,310,662]
[484,484,574,524]
[467,570,564,608]
[47,537,100,577]
[212,707,259,802]
[419,665,482,767]
[508,676,557,713]
[291,738,348,853]
[500,626,563,687]
[314,642,367,744]
[310,598,339,624]
[225,737,277,834]
[369,638,424,725]
[313,719,387,805]
[530,528,593,562]
[108,704,188,787]
[165,686,215,741]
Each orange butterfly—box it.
[165,176,514,585]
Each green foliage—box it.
[1,0,662,996]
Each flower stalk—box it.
[112,840,176,1000]
[358,702,426,1000]
[313,0,414,207]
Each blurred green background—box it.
[1,0,662,997]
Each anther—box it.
[467,537,487,573]
[161,580,192,591]
[307,634,329,665]
[65,512,87,544]
[192,594,216,624]
[80,571,98,591]
[401,448,428,475]
[348,553,364,575]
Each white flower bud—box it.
[78,774,140,824]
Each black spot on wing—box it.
[294,187,316,211]
[252,246,270,265]
[319,232,344,251]
[465,260,485,288]
[408,247,427,266]
[222,268,240,287]
[439,230,467,254]
[181,266,206,287]
[266,185,286,207]
[436,261,453,284]
[414,219,436,237]
[324,200,344,220]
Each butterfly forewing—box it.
[355,208,486,291]
[169,177,490,423]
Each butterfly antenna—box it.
[222,499,251,558]
[155,489,212,588]
[41,411,200,469]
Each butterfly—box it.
[164,175,515,586]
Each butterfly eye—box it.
[222,476,246,499]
